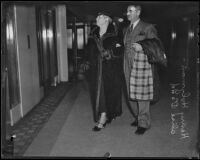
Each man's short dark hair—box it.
[128,5,142,12]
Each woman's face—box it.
[96,14,107,27]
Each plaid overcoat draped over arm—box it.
[124,21,161,102]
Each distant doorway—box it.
[67,21,88,81]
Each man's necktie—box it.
[130,24,133,32]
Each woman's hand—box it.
[102,50,111,60]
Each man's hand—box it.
[132,43,143,52]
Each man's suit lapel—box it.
[123,21,145,44]
[131,20,143,39]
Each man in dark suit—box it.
[123,5,161,135]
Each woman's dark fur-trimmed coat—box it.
[84,23,124,121]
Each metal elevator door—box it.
[1,3,14,157]
[36,6,58,93]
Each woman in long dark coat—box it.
[83,12,124,131]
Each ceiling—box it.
[65,1,198,23]
[3,1,199,23]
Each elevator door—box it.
[171,15,198,85]
[169,16,191,83]
[36,7,58,92]
[1,4,15,156]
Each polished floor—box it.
[10,82,72,157]
[5,68,200,158]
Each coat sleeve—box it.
[83,38,98,67]
[110,37,124,58]
[104,36,123,59]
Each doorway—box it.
[67,20,89,81]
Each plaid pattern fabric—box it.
[130,51,153,100]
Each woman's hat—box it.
[97,11,112,19]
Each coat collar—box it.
[132,20,143,35]
[90,23,117,40]
[124,20,144,34]
[123,20,145,44]
[130,18,140,29]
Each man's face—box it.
[126,6,140,22]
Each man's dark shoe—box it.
[130,120,138,127]
[135,127,147,135]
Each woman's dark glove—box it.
[102,50,111,60]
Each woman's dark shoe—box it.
[93,113,107,131]
[92,122,107,131]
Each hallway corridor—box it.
[10,73,198,158]
[1,1,199,158]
